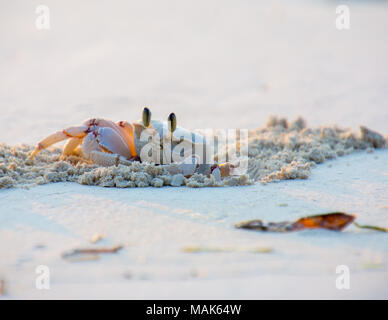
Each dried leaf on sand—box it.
[235,212,356,232]
[292,212,356,231]
[62,245,122,262]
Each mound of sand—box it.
[247,117,386,183]
[0,117,385,189]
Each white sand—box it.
[0,0,387,299]
[0,150,387,299]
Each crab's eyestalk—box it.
[168,113,177,133]
[167,113,177,163]
[142,107,151,128]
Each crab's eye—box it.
[142,107,151,128]
[168,113,177,133]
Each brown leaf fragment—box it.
[235,219,293,232]
[62,245,122,261]
[292,212,356,231]
[235,212,356,232]
[354,222,388,233]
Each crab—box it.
[29,108,232,178]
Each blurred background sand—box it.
[0,0,387,143]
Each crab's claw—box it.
[142,107,151,128]
[168,113,177,133]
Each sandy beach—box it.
[0,0,387,299]
[1,150,387,299]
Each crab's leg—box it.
[161,163,197,177]
[161,160,233,180]
[88,150,132,167]
[62,137,83,158]
[160,155,199,177]
[29,126,88,158]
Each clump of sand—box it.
[0,117,386,189]
[0,144,251,189]
[247,117,386,183]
